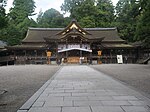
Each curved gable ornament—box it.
[70,23,78,29]
[57,19,91,36]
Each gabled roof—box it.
[22,27,124,43]
[22,28,62,42]
[85,28,124,42]
[22,20,125,43]
[56,19,91,36]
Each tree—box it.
[95,0,115,27]
[79,16,96,28]
[0,18,37,45]
[61,0,115,28]
[135,0,150,47]
[0,0,7,28]
[61,0,84,17]
[61,0,98,27]
[72,0,96,19]
[2,0,37,45]
[115,0,140,42]
[37,8,66,28]
[17,18,37,37]
[0,24,22,45]
[73,0,97,27]
[9,0,36,25]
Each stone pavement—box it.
[18,66,150,112]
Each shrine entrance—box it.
[55,19,93,64]
[58,49,91,64]
[67,57,80,64]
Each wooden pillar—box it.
[24,50,26,64]
[110,49,112,63]
[129,49,132,63]
[80,40,82,57]
[89,42,92,64]
[34,50,37,57]
[34,50,37,64]
[56,42,58,63]
[66,39,68,58]
[24,50,26,57]
[13,51,16,65]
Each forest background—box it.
[0,0,149,47]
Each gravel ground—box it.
[92,64,150,97]
[0,64,150,112]
[0,65,60,112]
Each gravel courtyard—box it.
[92,64,150,98]
[0,64,150,112]
[0,65,60,112]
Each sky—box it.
[6,0,119,20]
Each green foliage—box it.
[17,18,37,37]
[0,0,37,45]
[61,0,85,15]
[61,0,115,27]
[8,0,36,25]
[135,0,150,47]
[0,24,22,45]
[61,0,149,47]
[115,0,140,42]
[71,0,97,19]
[95,0,115,27]
[37,8,68,28]
[79,16,96,28]
[0,0,7,28]
[0,0,149,47]
[0,17,37,45]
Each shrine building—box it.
[6,19,138,64]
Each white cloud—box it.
[112,0,119,6]
[35,0,64,13]
[6,0,13,13]
[6,0,119,20]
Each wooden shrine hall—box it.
[6,19,137,64]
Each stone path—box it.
[18,66,150,112]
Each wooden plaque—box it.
[47,51,52,57]
[97,50,102,56]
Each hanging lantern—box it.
[97,50,102,56]
[46,51,52,57]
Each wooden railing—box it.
[0,56,14,62]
